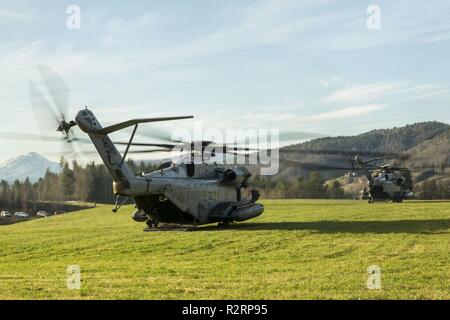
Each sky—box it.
[1,0,450,162]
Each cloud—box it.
[324,82,450,106]
[307,104,386,120]
[324,83,405,104]
[0,6,33,23]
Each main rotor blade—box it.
[113,141,178,149]
[279,148,410,159]
[0,132,187,155]
[281,159,355,171]
[137,127,178,143]
[0,132,65,142]
[363,156,400,164]
[128,149,176,154]
[374,166,411,171]
[0,131,92,144]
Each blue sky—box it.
[1,0,450,161]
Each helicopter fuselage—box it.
[362,170,413,202]
[75,108,264,227]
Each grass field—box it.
[0,200,449,300]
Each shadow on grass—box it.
[197,219,450,234]
[406,200,450,204]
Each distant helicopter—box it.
[278,152,414,203]
[350,155,414,203]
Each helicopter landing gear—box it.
[112,195,129,213]
[145,218,159,230]
[368,197,374,204]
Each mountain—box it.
[289,121,450,153]
[0,152,61,183]
[406,128,450,167]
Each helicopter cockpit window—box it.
[82,111,88,117]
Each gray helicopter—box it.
[350,155,414,203]
[74,107,264,229]
[278,152,414,203]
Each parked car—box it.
[1,211,12,218]
[36,211,48,218]
[14,212,29,219]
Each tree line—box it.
[2,158,450,212]
[0,158,159,211]
[416,179,450,200]
[252,172,346,199]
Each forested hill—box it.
[288,121,449,153]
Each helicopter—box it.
[279,153,414,203]
[350,155,414,203]
[73,107,269,230]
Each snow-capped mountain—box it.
[0,152,61,183]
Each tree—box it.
[60,162,75,200]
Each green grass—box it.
[0,200,449,300]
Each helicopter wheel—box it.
[146,219,159,229]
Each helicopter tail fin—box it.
[75,109,136,188]
[75,108,193,195]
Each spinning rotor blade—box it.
[0,131,93,144]
[282,159,387,171]
[280,148,409,159]
[0,131,185,153]
[363,156,401,164]
[138,127,323,152]
[374,166,410,171]
[0,132,73,143]
[113,141,178,149]
[281,159,357,171]
[128,149,182,154]
[37,65,70,122]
